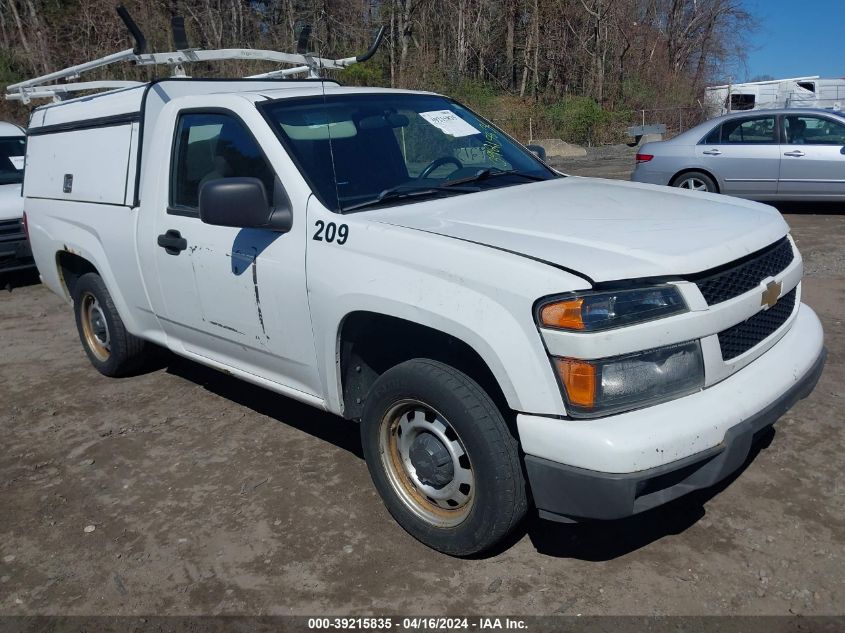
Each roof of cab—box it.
[26,79,337,130]
[26,79,435,132]
[249,85,437,102]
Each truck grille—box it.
[0,218,24,241]
[694,238,794,305]
[718,288,797,361]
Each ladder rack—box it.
[6,6,384,104]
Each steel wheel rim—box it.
[379,399,475,528]
[80,292,110,361]
[679,177,709,191]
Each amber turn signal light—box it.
[555,358,596,409]
[540,298,585,330]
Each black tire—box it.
[360,359,527,556]
[670,170,718,193]
[72,272,148,377]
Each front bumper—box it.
[520,302,826,521]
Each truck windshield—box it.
[260,94,556,212]
[0,136,25,186]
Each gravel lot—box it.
[0,159,843,616]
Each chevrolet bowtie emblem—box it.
[761,280,782,309]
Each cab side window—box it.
[170,112,275,214]
[720,116,777,144]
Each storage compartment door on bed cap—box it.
[25,118,136,205]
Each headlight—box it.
[554,341,704,417]
[538,286,687,331]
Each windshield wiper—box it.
[342,183,479,213]
[442,168,549,187]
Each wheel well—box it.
[338,312,510,421]
[56,251,98,299]
[670,168,720,192]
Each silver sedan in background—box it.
[632,108,845,200]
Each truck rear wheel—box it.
[360,359,527,556]
[73,273,148,377]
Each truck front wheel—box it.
[360,359,527,556]
[73,273,148,377]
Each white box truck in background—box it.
[705,76,845,118]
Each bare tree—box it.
[0,0,756,127]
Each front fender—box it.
[307,211,588,416]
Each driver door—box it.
[146,108,322,397]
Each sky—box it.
[742,0,843,81]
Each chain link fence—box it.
[628,106,708,139]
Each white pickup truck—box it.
[0,121,32,273]
[18,78,826,555]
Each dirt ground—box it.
[0,157,843,616]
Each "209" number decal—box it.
[313,220,349,245]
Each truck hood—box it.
[0,184,23,222]
[367,177,789,284]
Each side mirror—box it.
[199,177,292,232]
[526,144,547,161]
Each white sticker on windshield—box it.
[9,156,24,170]
[419,110,480,137]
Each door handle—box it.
[784,150,805,157]
[157,229,188,255]
[702,149,722,155]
